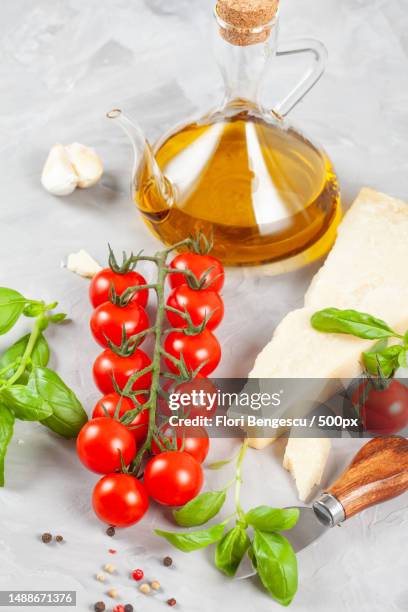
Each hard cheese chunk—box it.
[249,188,408,450]
[305,188,408,315]
[283,437,331,501]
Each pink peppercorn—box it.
[132,569,144,581]
[113,606,125,612]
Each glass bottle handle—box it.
[272,38,328,118]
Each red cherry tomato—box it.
[152,424,209,463]
[92,393,149,444]
[166,285,224,331]
[92,473,149,527]
[352,379,408,435]
[93,348,152,395]
[144,451,203,506]
[164,330,221,376]
[90,301,149,348]
[90,268,148,308]
[168,253,224,293]
[159,376,218,419]
[77,418,136,474]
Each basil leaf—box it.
[28,367,87,438]
[208,458,233,470]
[0,333,50,381]
[0,288,26,335]
[215,526,250,577]
[252,530,298,606]
[0,404,15,486]
[363,345,403,378]
[398,348,408,369]
[0,385,53,421]
[155,523,225,552]
[248,543,257,568]
[49,313,67,324]
[173,490,227,527]
[23,302,45,318]
[246,507,299,532]
[311,308,397,340]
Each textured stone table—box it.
[1,1,408,610]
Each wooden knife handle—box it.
[326,436,408,519]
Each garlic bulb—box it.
[41,144,78,196]
[41,143,103,196]
[65,142,103,188]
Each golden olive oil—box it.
[136,111,341,266]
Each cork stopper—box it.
[216,0,279,46]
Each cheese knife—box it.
[236,436,408,580]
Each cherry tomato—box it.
[168,253,224,293]
[92,473,149,527]
[92,392,149,444]
[77,418,136,474]
[352,379,408,435]
[93,348,152,395]
[152,424,209,463]
[90,301,149,348]
[144,451,203,506]
[166,285,224,331]
[90,268,148,308]
[159,376,218,419]
[164,330,221,376]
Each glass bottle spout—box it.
[107,109,174,216]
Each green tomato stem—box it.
[130,237,193,473]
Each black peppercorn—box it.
[41,533,52,544]
[55,535,64,543]
[94,602,106,612]
[163,556,173,567]
[124,605,133,612]
[106,526,115,537]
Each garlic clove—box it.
[65,142,103,188]
[67,250,102,278]
[41,144,78,196]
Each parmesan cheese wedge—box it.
[248,188,408,450]
[283,437,331,501]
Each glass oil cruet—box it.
[108,0,341,267]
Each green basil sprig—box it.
[215,526,250,577]
[155,440,299,606]
[0,288,27,335]
[0,287,88,485]
[252,530,298,606]
[29,368,87,438]
[246,506,300,532]
[311,308,408,377]
[1,385,53,421]
[0,404,15,486]
[173,490,227,527]
[0,333,49,382]
[155,523,226,552]
[311,308,399,340]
